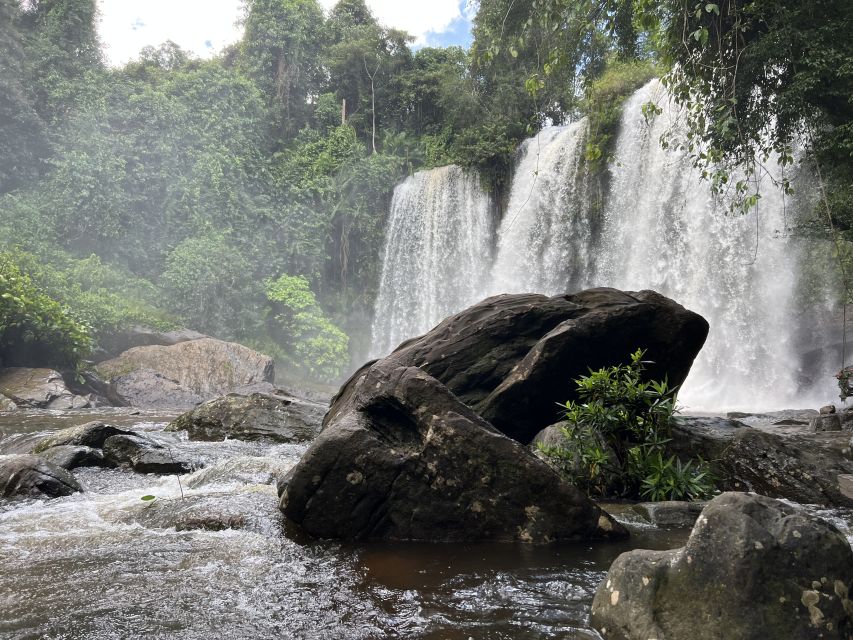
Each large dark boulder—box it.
[165,392,325,443]
[591,492,853,640]
[107,369,207,411]
[345,288,708,444]
[280,358,626,543]
[37,445,110,470]
[0,454,82,499]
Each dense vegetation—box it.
[0,0,849,381]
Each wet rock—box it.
[811,413,853,432]
[37,445,110,470]
[102,433,193,474]
[0,454,82,499]
[821,404,837,415]
[281,358,626,543]
[0,367,89,409]
[166,392,325,443]
[591,492,853,640]
[0,395,17,411]
[632,501,707,528]
[338,288,707,445]
[126,489,279,533]
[32,421,133,453]
[530,423,568,449]
[670,417,853,507]
[108,369,206,410]
[840,475,853,500]
[185,456,295,489]
[97,338,274,403]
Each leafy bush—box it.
[539,349,714,502]
[265,274,349,383]
[0,253,92,368]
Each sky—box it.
[97,0,476,67]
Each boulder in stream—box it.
[0,454,82,499]
[97,338,275,406]
[0,367,90,409]
[107,369,206,411]
[281,359,626,543]
[166,391,325,443]
[102,433,193,474]
[37,445,110,470]
[591,492,853,640]
[32,421,133,453]
[355,288,708,444]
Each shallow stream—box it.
[1,410,850,639]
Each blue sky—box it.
[98,0,475,67]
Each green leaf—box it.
[141,495,156,502]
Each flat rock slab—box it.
[166,392,325,443]
[103,434,193,474]
[0,454,82,499]
[592,492,853,640]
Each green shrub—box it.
[0,253,92,368]
[539,348,714,501]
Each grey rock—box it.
[38,445,110,470]
[125,490,279,533]
[32,421,133,453]
[0,395,17,411]
[840,475,853,500]
[95,326,209,361]
[281,358,626,543]
[0,367,86,409]
[811,413,853,432]
[102,434,193,474]
[97,337,274,401]
[591,492,853,640]
[0,454,82,499]
[166,392,325,443]
[821,404,837,415]
[530,423,568,449]
[108,369,206,411]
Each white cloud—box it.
[98,0,469,66]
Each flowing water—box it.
[0,410,697,639]
[370,165,494,356]
[371,79,839,410]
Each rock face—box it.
[108,369,207,410]
[166,392,326,443]
[344,288,708,444]
[0,368,90,409]
[94,326,208,361]
[97,338,274,404]
[670,416,853,507]
[0,454,82,499]
[281,358,626,543]
[591,492,853,640]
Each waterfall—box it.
[489,121,594,295]
[590,79,813,409]
[370,80,837,410]
[370,165,494,356]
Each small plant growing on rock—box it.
[539,348,714,501]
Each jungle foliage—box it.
[0,0,848,378]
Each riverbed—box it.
[1,410,850,639]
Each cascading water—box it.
[370,165,493,356]
[489,121,595,295]
[370,80,838,410]
[590,79,812,409]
